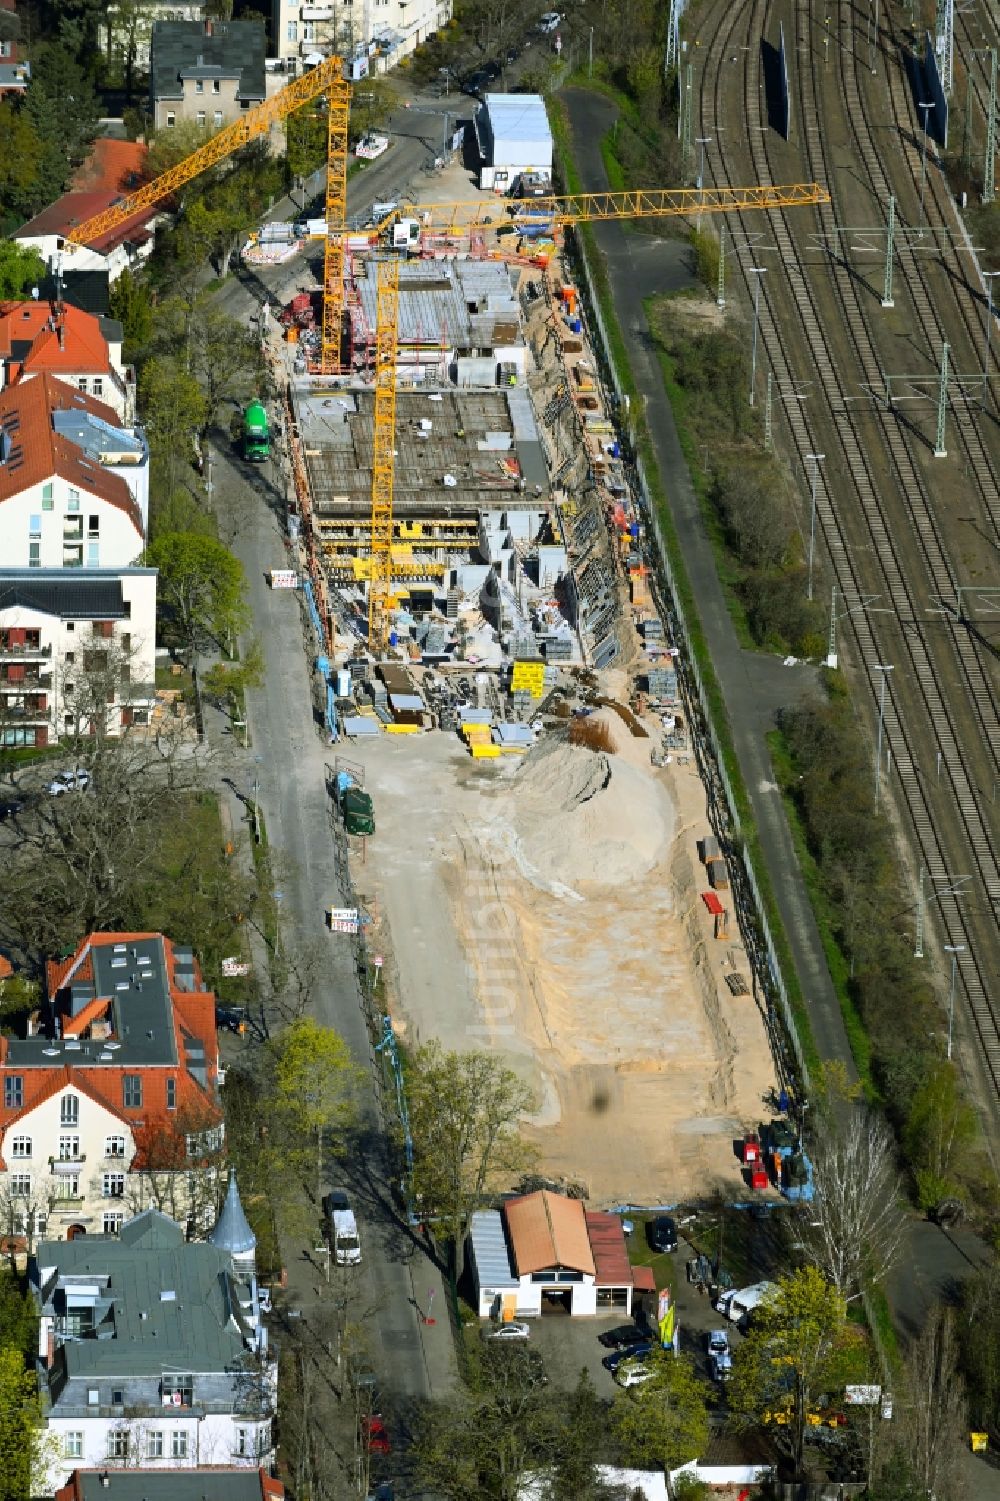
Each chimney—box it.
[205,19,213,36]
[57,321,65,352]
[46,1327,55,1365]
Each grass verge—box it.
[550,91,818,1078]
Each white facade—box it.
[477,93,552,191]
[15,230,155,285]
[0,570,157,746]
[0,473,143,572]
[46,1409,273,1484]
[270,0,453,70]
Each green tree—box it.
[190,306,262,440]
[611,1351,710,1470]
[109,269,154,361]
[287,102,327,182]
[138,354,207,488]
[24,44,99,211]
[550,1370,609,1501]
[144,531,248,662]
[0,102,42,222]
[0,241,45,298]
[959,1255,1000,1433]
[903,1060,978,1211]
[0,1344,46,1501]
[728,1266,868,1479]
[0,974,40,1031]
[271,1017,358,1201]
[407,1042,537,1282]
[0,1269,37,1362]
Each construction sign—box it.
[511,660,545,698]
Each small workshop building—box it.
[475,93,552,192]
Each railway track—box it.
[688,0,1000,1104]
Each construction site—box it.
[61,56,819,1205]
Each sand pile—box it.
[494,734,673,893]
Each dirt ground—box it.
[345,698,776,1207]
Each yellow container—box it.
[470,744,501,758]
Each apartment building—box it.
[0,932,224,1244]
[0,0,29,96]
[57,1469,285,1501]
[0,299,135,422]
[150,19,267,132]
[32,1194,274,1490]
[270,0,453,74]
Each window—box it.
[10,1137,31,1159]
[105,1135,126,1157]
[87,543,100,568]
[161,1374,193,1407]
[77,378,88,393]
[166,111,176,127]
[213,110,223,128]
[103,1173,125,1198]
[88,515,99,537]
[42,491,54,513]
[28,514,41,538]
[235,1427,255,1457]
[60,1093,79,1126]
[58,1136,81,1160]
[93,378,103,397]
[146,1430,164,1458]
[166,1078,176,1111]
[286,20,298,40]
[63,1432,84,1459]
[66,620,75,632]
[121,633,131,652]
[67,491,80,512]
[171,1431,189,1459]
[11,1174,31,1196]
[87,1389,99,1407]
[212,79,221,94]
[112,1389,123,1406]
[123,1075,142,1109]
[4,1076,23,1109]
[108,1431,129,1460]
[302,20,315,41]
[28,543,40,568]
[196,110,206,127]
[55,1173,80,1198]
[195,78,204,93]
[103,1211,124,1235]
[64,682,75,694]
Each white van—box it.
[715,1280,775,1327]
[332,1208,362,1266]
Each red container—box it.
[750,1166,769,1191]
[743,1136,760,1164]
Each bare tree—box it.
[870,1305,967,1501]
[117,1104,226,1236]
[800,1107,907,1303]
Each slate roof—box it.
[209,1172,256,1257]
[150,20,266,104]
[56,1470,284,1501]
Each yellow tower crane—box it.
[363,180,831,653]
[63,55,352,369]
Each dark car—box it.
[0,798,25,820]
[482,59,501,80]
[215,1004,246,1034]
[462,70,489,96]
[648,1215,678,1253]
[602,1342,653,1372]
[505,44,520,62]
[598,1324,650,1350]
[323,1189,351,1219]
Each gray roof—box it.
[150,20,266,104]
[209,1171,256,1256]
[64,1472,269,1501]
[52,407,146,466]
[0,572,126,621]
[33,1220,255,1378]
[470,1210,518,1289]
[355,260,520,351]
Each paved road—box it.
[559,85,850,1079]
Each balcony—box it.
[0,641,50,659]
[301,3,334,15]
[50,1154,87,1171]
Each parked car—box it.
[598,1323,650,1350]
[361,1416,391,1455]
[462,70,489,96]
[648,1215,678,1252]
[538,11,562,31]
[602,1341,653,1372]
[46,769,90,796]
[215,1004,247,1034]
[482,59,501,80]
[707,1328,733,1381]
[0,798,25,819]
[615,1360,654,1388]
[488,1320,531,1340]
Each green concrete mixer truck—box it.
[242,400,270,461]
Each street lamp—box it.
[695,135,712,190]
[944,944,965,1059]
[917,101,934,229]
[982,271,1000,409]
[748,266,767,406]
[588,26,594,77]
[873,663,894,810]
[805,452,825,601]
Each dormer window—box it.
[60,1093,79,1126]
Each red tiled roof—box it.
[505,1190,596,1277]
[585,1211,633,1287]
[0,300,113,378]
[631,1264,657,1293]
[18,188,157,255]
[0,375,142,533]
[70,138,148,197]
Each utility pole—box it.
[918,101,934,229]
[962,68,973,176]
[827,585,838,668]
[717,223,726,308]
[882,194,895,308]
[874,664,894,810]
[806,452,825,600]
[868,0,880,75]
[680,63,693,178]
[987,50,997,204]
[749,266,767,406]
[982,271,1000,409]
[914,866,925,957]
[695,135,712,190]
[764,370,773,452]
[936,0,954,96]
[935,342,949,458]
[588,26,593,77]
[945,944,965,1059]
